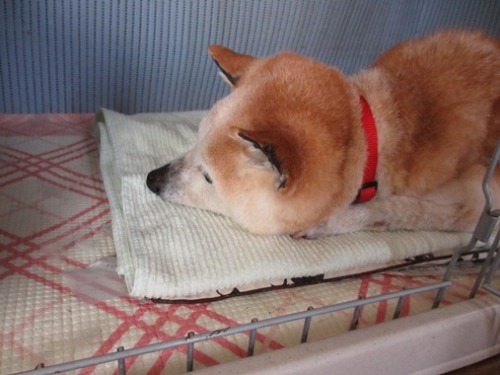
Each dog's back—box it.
[372,31,500,196]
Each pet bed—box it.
[96,108,471,300]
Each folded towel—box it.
[97,108,471,300]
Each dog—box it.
[147,30,500,239]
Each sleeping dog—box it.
[147,30,500,238]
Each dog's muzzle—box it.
[146,164,170,195]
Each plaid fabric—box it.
[0,114,487,374]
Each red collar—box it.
[354,96,378,203]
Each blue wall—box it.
[1,0,499,113]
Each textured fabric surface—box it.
[0,113,492,374]
[97,108,471,300]
[2,0,500,113]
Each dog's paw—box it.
[291,231,307,240]
[292,223,329,240]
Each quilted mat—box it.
[0,113,489,374]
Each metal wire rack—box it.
[15,143,500,375]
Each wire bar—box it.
[470,225,500,298]
[116,347,125,375]
[300,307,314,343]
[186,332,195,372]
[15,282,451,375]
[483,283,500,297]
[433,239,481,308]
[349,297,364,330]
[392,292,406,320]
[247,319,259,357]
[481,141,500,213]
[482,244,500,297]
[474,140,500,297]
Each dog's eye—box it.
[203,172,213,184]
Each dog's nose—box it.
[146,164,170,195]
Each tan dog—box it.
[147,30,500,238]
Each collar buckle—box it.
[354,180,378,204]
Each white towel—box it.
[97,108,471,300]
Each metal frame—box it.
[16,282,451,375]
[433,142,500,305]
[15,143,500,375]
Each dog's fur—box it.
[147,30,500,238]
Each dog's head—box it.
[147,46,365,234]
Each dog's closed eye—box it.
[203,171,213,184]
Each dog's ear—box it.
[235,129,288,190]
[208,45,256,86]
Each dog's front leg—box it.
[294,205,374,239]
[295,195,475,239]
